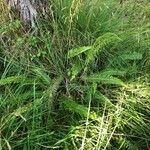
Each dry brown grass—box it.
[0,0,10,25]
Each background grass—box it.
[0,0,150,149]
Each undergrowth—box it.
[0,0,150,149]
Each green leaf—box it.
[99,69,127,77]
[61,97,97,119]
[83,74,125,86]
[32,67,51,85]
[68,60,84,80]
[108,51,143,67]
[85,33,121,65]
[0,76,26,85]
[94,91,115,108]
[68,46,92,58]
[120,51,143,60]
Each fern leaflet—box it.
[83,73,125,86]
[94,91,115,108]
[68,46,92,58]
[61,97,97,119]
[68,60,84,80]
[85,33,121,65]
[0,76,26,85]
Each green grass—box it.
[0,0,150,149]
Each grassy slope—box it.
[0,0,150,149]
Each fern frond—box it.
[32,67,51,85]
[68,46,92,58]
[108,51,143,67]
[99,69,127,77]
[119,51,143,60]
[13,102,32,116]
[83,73,125,86]
[61,97,97,119]
[68,60,84,80]
[45,77,62,98]
[85,33,121,65]
[0,76,25,85]
[94,91,115,108]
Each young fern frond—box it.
[67,46,91,80]
[84,76,125,86]
[99,69,127,77]
[68,59,84,80]
[44,77,63,98]
[32,67,51,85]
[108,51,143,67]
[83,72,125,86]
[85,33,121,65]
[94,91,115,108]
[0,76,26,85]
[68,46,92,58]
[12,102,33,116]
[61,97,97,119]
[119,51,143,60]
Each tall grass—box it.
[0,0,150,149]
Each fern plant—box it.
[67,33,122,80]
[62,33,126,120]
[63,32,144,122]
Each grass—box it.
[0,0,150,149]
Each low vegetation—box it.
[0,0,150,149]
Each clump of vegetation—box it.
[0,0,150,149]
